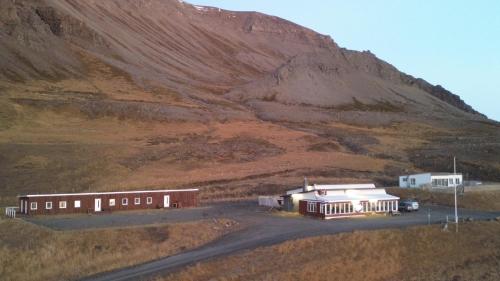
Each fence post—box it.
[4,207,18,218]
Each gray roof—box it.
[401,172,462,177]
[429,172,462,176]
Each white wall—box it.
[430,174,463,187]
[399,173,463,188]
[399,173,431,188]
[289,192,318,211]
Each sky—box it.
[191,0,500,121]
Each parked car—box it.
[399,199,419,212]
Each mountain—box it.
[0,0,498,205]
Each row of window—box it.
[404,178,460,186]
[315,201,398,215]
[432,178,460,186]
[30,197,155,210]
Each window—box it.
[74,200,81,208]
[440,179,448,186]
[46,201,53,210]
[433,178,449,187]
[31,202,37,210]
[122,198,128,206]
[325,204,332,215]
[455,178,460,184]
[147,197,153,205]
[307,202,316,213]
[134,197,141,205]
[410,178,416,185]
[319,204,325,214]
[402,178,407,182]
[59,201,67,209]
[109,199,115,207]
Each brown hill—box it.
[0,0,498,205]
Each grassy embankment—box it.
[162,221,500,281]
[388,187,500,211]
[0,218,236,281]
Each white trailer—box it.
[399,173,463,188]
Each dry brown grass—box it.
[161,221,500,281]
[388,187,500,211]
[0,93,391,205]
[0,218,237,281]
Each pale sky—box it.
[192,0,500,121]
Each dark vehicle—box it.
[399,199,419,212]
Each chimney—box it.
[303,177,312,192]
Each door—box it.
[163,195,170,208]
[24,201,28,214]
[95,198,102,212]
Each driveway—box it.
[24,201,500,281]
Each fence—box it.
[258,196,281,208]
[5,207,18,218]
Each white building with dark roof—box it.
[399,173,463,189]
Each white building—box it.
[282,183,399,219]
[399,173,463,189]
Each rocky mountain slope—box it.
[0,0,498,204]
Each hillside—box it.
[0,0,499,205]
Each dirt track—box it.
[24,201,500,281]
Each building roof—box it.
[400,172,462,177]
[286,183,375,195]
[18,189,199,198]
[429,172,462,176]
[302,188,399,203]
[309,193,399,203]
[286,187,305,195]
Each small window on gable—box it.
[59,201,67,209]
[134,197,140,205]
[109,199,116,206]
[74,200,81,208]
[46,202,53,210]
[31,202,37,210]
[147,197,153,205]
[122,198,128,206]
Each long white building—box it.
[399,173,463,189]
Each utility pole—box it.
[454,156,458,233]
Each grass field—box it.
[388,187,500,211]
[161,221,500,281]
[0,218,237,281]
